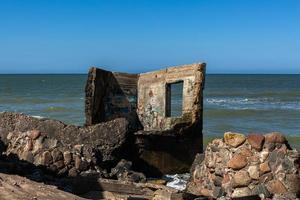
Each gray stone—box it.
[252,184,271,198]
[285,174,300,194]
[212,186,224,198]
[51,148,63,162]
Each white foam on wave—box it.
[205,97,300,110]
[31,115,44,119]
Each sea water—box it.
[0,74,299,149]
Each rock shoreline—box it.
[1,112,299,199]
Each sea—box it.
[0,74,299,150]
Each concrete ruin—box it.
[85,63,206,175]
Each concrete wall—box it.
[85,67,138,125]
[84,63,206,175]
[137,63,206,131]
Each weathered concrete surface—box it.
[134,129,203,176]
[84,63,206,175]
[134,63,206,175]
[85,67,138,126]
[137,63,206,131]
[0,112,138,169]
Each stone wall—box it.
[187,132,300,199]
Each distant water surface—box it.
[0,74,299,149]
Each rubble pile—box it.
[5,129,103,177]
[0,112,139,176]
[187,132,300,199]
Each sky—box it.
[0,0,300,74]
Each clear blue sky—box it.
[0,0,299,74]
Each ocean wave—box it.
[205,97,300,110]
[43,106,70,112]
[31,115,44,119]
[205,91,300,99]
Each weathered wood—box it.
[97,179,147,195]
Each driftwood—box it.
[72,178,206,200]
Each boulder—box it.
[233,170,251,187]
[266,180,287,194]
[265,132,286,144]
[228,154,247,170]
[224,132,246,147]
[110,159,146,183]
[247,133,264,151]
[0,112,139,177]
[259,161,271,174]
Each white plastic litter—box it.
[163,173,190,191]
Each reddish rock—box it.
[224,132,246,147]
[239,147,253,157]
[265,132,286,144]
[222,174,230,185]
[260,161,271,174]
[266,180,287,194]
[247,134,264,151]
[228,154,247,170]
[28,130,41,140]
[200,188,212,197]
[233,170,251,187]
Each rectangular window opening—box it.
[165,81,183,117]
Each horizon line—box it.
[0,73,300,75]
